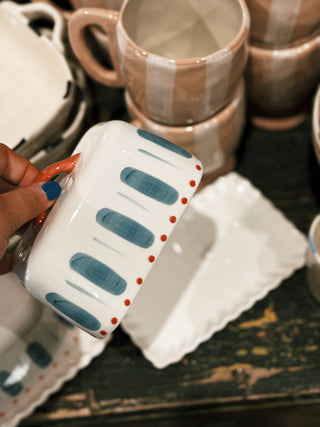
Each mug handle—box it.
[34,153,81,229]
[30,0,72,21]
[8,1,65,54]
[68,8,124,87]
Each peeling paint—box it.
[251,347,269,356]
[304,345,318,352]
[239,304,277,329]
[236,349,248,356]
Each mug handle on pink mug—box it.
[68,8,124,87]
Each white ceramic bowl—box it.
[0,1,75,157]
[30,59,89,170]
[13,121,202,338]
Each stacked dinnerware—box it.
[68,0,250,187]
[244,0,320,130]
[0,1,75,158]
[0,1,91,170]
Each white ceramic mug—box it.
[68,0,250,125]
[13,121,202,338]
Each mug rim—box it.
[249,32,320,57]
[117,0,250,64]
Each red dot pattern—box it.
[181,197,188,204]
[137,277,143,285]
[100,330,107,336]
[124,299,131,306]
[148,255,155,263]
[111,317,118,325]
[170,216,176,223]
[196,164,202,170]
[160,234,167,242]
[189,180,196,187]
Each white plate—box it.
[121,172,308,368]
[0,296,110,427]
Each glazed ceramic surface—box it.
[30,59,89,170]
[0,1,74,156]
[245,33,320,128]
[307,213,320,303]
[68,0,249,125]
[13,121,202,338]
[126,79,246,179]
[0,274,110,427]
[312,85,320,164]
[246,0,320,48]
[32,0,123,18]
[121,172,308,368]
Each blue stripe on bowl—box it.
[26,342,52,368]
[70,253,127,295]
[46,292,101,331]
[120,167,178,205]
[0,371,23,396]
[137,128,192,158]
[309,234,317,254]
[96,208,154,248]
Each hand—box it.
[0,144,61,274]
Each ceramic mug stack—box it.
[245,0,320,130]
[68,0,250,187]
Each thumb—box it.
[0,181,61,258]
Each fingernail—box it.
[41,181,62,201]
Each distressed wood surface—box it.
[21,88,320,425]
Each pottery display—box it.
[0,0,319,424]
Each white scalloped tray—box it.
[121,172,308,368]
[0,303,110,427]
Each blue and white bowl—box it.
[13,121,203,338]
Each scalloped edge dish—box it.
[121,172,308,368]
[0,300,111,427]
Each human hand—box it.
[0,144,61,274]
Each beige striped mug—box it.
[246,0,320,48]
[68,0,250,126]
